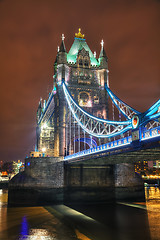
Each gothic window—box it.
[79,92,92,107]
[84,60,88,67]
[73,69,78,76]
[78,58,83,66]
[50,143,53,149]
[94,96,99,104]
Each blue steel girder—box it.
[64,125,160,161]
[63,82,160,137]
[38,91,55,125]
[138,99,160,129]
[63,82,132,138]
[74,137,97,148]
[105,84,160,128]
[105,84,140,120]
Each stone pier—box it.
[8,157,145,206]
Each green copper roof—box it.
[67,37,99,66]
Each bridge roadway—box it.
[64,126,160,165]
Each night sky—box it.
[0,0,159,162]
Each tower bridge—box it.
[8,29,160,206]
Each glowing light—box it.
[62,33,65,41]
[41,123,47,129]
[53,85,56,94]
[86,100,92,107]
[75,28,85,39]
[20,216,29,238]
[101,39,104,48]
[132,115,139,129]
[42,147,46,152]
[79,99,83,106]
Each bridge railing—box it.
[64,135,132,161]
[141,125,160,141]
[64,125,160,161]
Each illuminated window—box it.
[79,92,92,107]
[94,96,99,104]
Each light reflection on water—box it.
[145,186,160,240]
[19,216,55,239]
[0,186,160,240]
[145,185,160,201]
[19,228,54,240]
[0,189,77,240]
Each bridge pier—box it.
[114,163,145,201]
[64,163,115,204]
[8,157,145,206]
[8,157,64,206]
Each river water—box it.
[0,186,160,240]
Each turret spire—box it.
[59,33,66,52]
[99,39,108,61]
[101,39,104,48]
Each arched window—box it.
[94,96,99,104]
[79,92,92,107]
[84,60,88,67]
[79,59,83,66]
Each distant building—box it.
[12,160,24,175]
[135,160,160,176]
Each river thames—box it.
[0,186,160,240]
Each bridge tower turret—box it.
[36,29,110,157]
[98,39,109,118]
[53,34,68,156]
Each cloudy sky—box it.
[0,0,159,162]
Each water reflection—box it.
[0,186,160,240]
[19,215,55,240]
[145,186,160,240]
[19,216,29,239]
[19,228,54,240]
[0,189,7,239]
[145,186,160,200]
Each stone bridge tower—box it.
[36,29,109,157]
